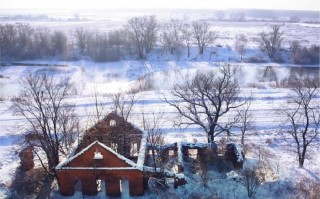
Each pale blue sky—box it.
[0,0,319,11]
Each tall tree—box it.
[74,27,89,55]
[125,16,158,59]
[165,63,246,143]
[282,74,320,167]
[110,92,136,156]
[191,20,218,54]
[141,110,165,171]
[234,34,248,61]
[182,22,192,58]
[258,25,284,58]
[51,31,68,58]
[11,73,79,176]
[160,19,184,55]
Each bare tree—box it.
[165,63,246,143]
[288,40,300,55]
[282,74,320,167]
[236,99,253,145]
[182,22,193,58]
[215,10,226,21]
[257,25,284,58]
[34,27,52,58]
[15,23,34,59]
[0,24,17,58]
[241,165,265,198]
[289,16,300,23]
[234,34,248,61]
[85,86,108,126]
[51,31,68,58]
[230,12,246,22]
[160,19,184,55]
[74,27,89,55]
[110,92,136,156]
[125,16,158,59]
[141,110,165,171]
[191,20,218,54]
[11,73,78,176]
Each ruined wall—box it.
[56,169,144,196]
[65,143,130,168]
[77,113,142,159]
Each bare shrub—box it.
[293,45,320,64]
[246,83,267,89]
[147,177,168,195]
[292,177,320,199]
[134,74,155,92]
[195,149,212,187]
[9,168,53,199]
[241,165,265,198]
[247,56,267,63]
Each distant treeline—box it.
[0,16,319,64]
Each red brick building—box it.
[56,112,147,197]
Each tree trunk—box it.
[299,146,307,167]
[187,44,190,58]
[199,46,204,54]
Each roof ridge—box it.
[56,141,141,170]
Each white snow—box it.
[0,11,319,198]
[56,141,140,170]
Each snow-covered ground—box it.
[0,59,319,198]
[0,10,319,198]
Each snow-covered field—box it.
[0,10,319,198]
[1,60,319,198]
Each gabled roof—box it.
[56,141,142,170]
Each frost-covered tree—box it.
[125,16,158,59]
[234,34,248,61]
[283,74,320,167]
[258,25,284,58]
[191,20,218,54]
[141,110,165,171]
[11,73,79,176]
[182,22,193,58]
[51,31,68,58]
[74,27,89,55]
[165,63,247,143]
[160,19,184,55]
[110,92,136,156]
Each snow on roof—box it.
[57,112,148,170]
[137,129,147,167]
[56,141,142,170]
